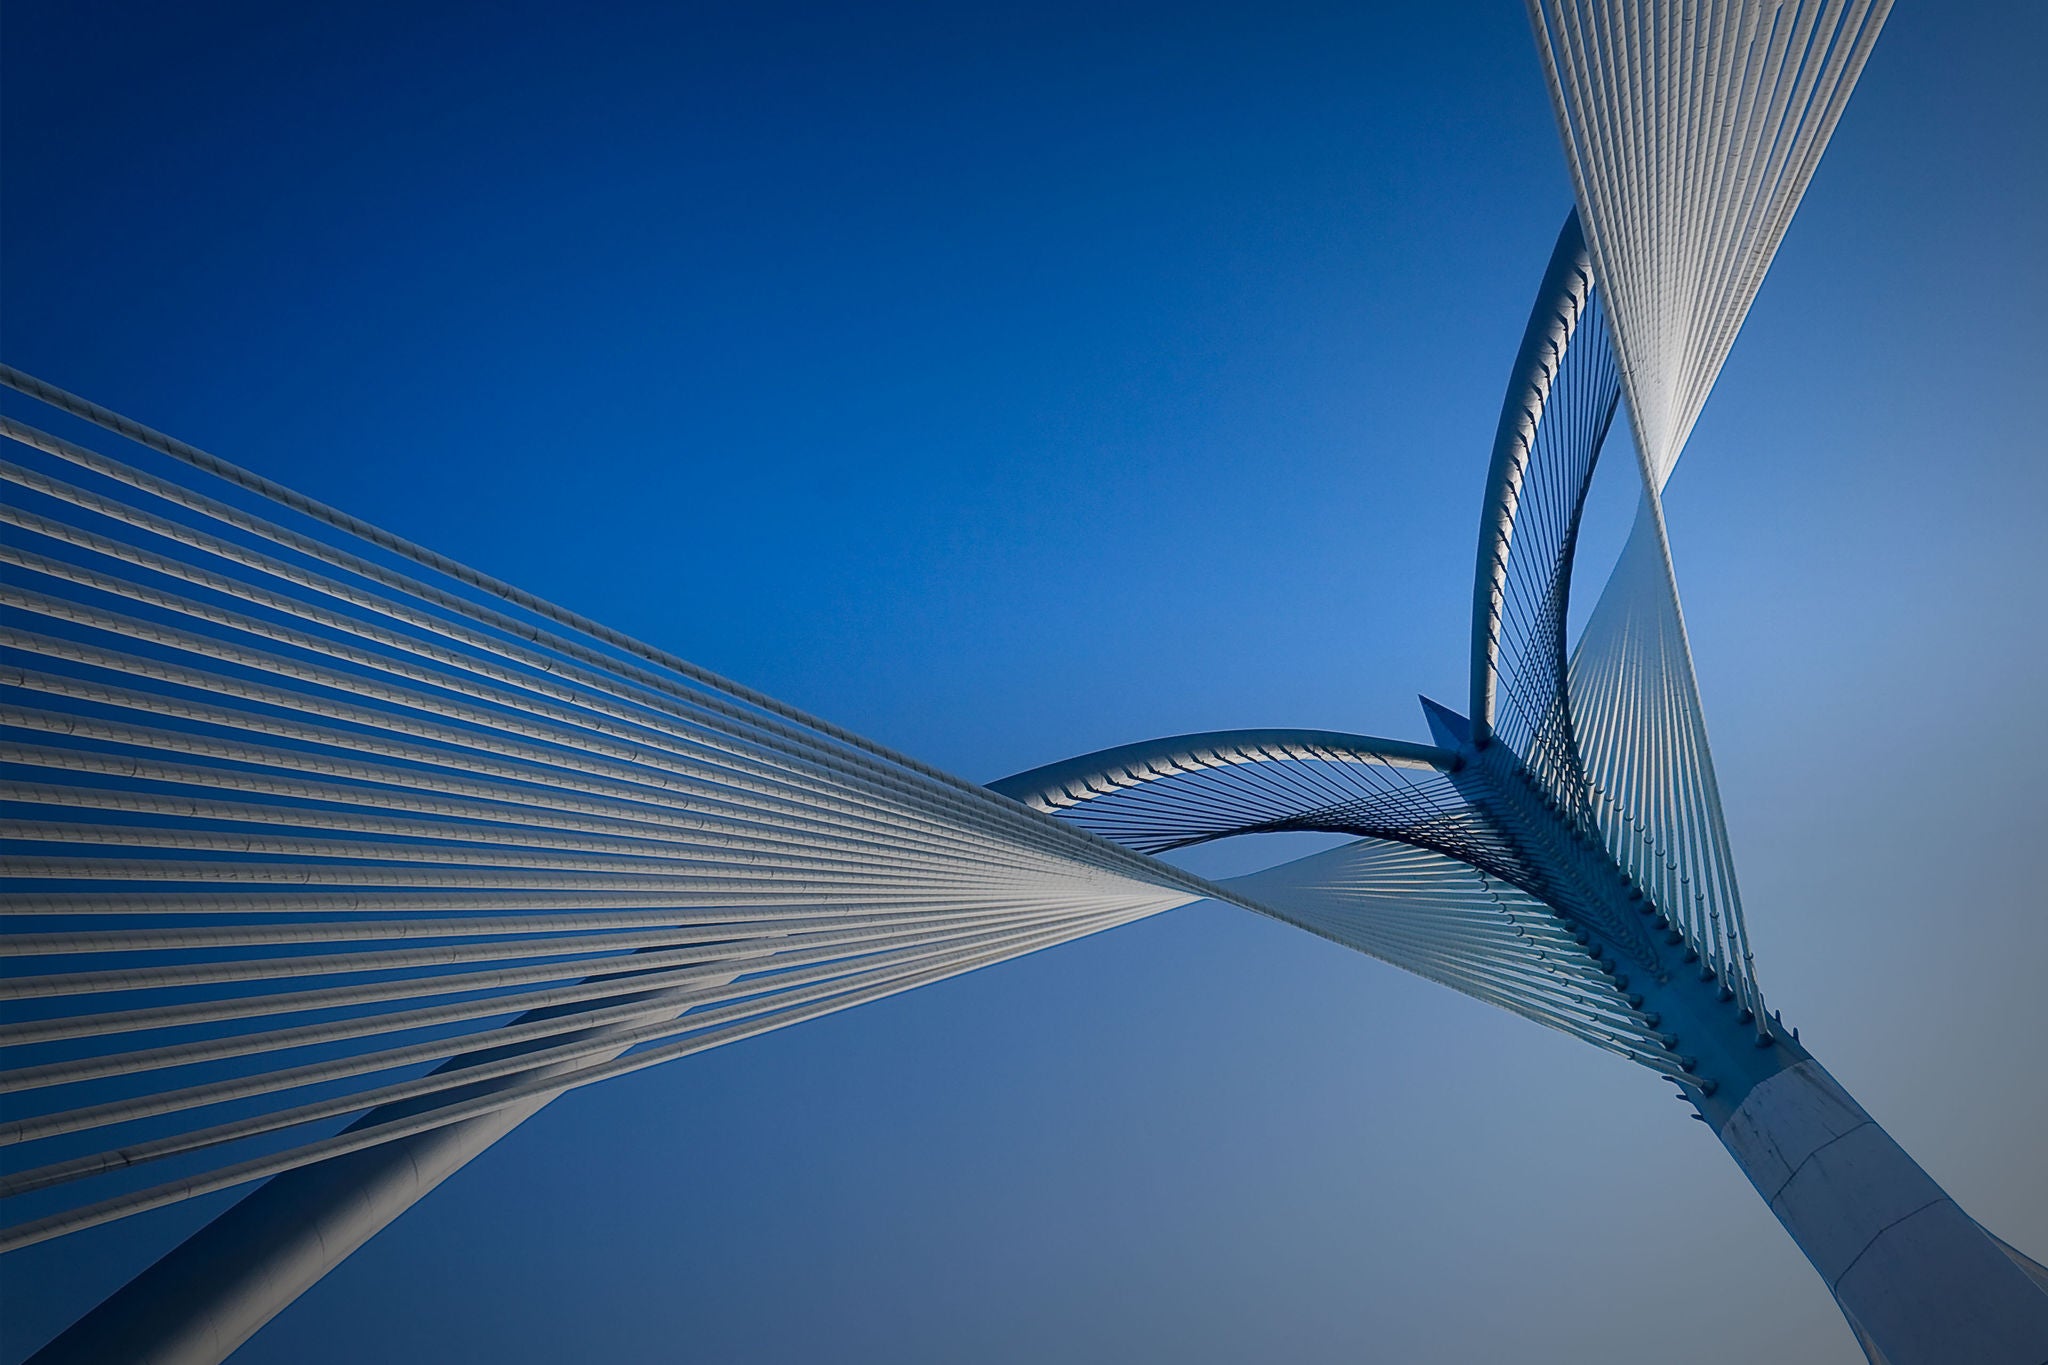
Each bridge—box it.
[5,3,2045,1362]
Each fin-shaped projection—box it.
[1568,488,1762,1020]
[1527,0,1895,488]
[1223,838,1671,1066]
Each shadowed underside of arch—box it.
[990,728,1480,855]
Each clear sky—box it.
[3,3,2044,1362]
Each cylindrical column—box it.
[26,972,730,1365]
[1715,1056,2048,1365]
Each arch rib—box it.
[991,728,1455,812]
[1469,208,1604,750]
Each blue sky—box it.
[3,3,2044,1361]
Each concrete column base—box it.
[1717,1057,2048,1365]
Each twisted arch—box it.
[991,729,1530,889]
[1467,208,1622,814]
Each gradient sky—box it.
[3,3,2044,1362]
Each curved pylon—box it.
[10,4,2047,1363]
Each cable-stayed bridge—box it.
[5,4,2045,1362]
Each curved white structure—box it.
[5,4,2040,1362]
